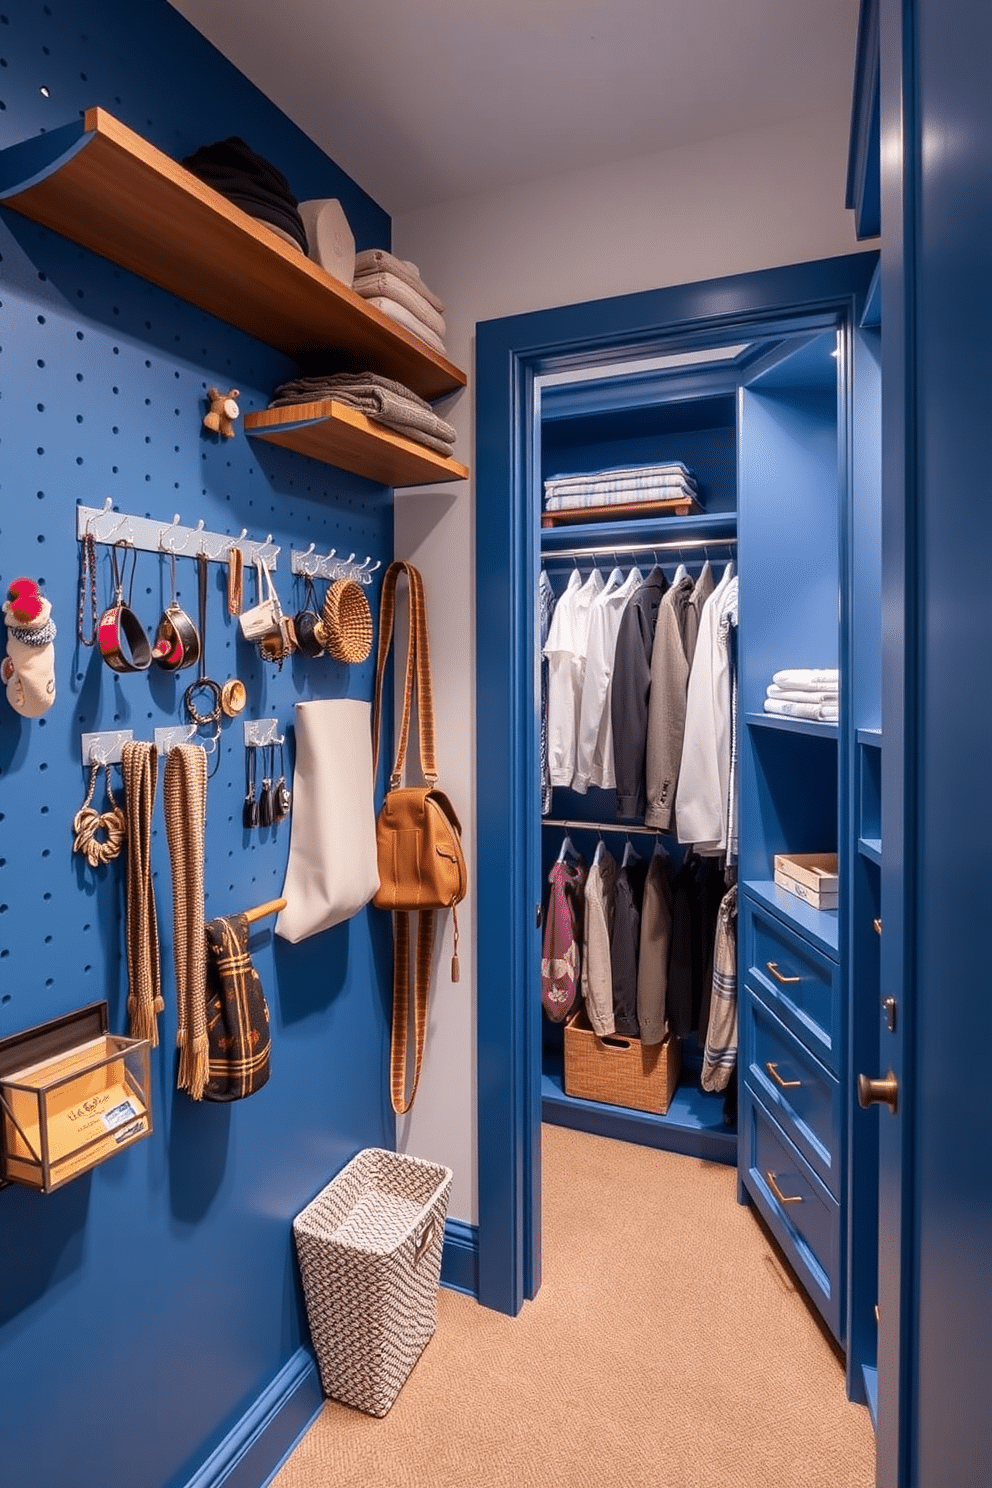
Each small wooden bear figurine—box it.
[203,386,240,438]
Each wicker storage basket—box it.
[564,1006,680,1114]
[293,1147,452,1417]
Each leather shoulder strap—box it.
[372,561,437,787]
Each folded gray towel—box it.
[353,248,445,314]
[270,372,456,454]
[351,270,447,339]
[363,297,447,356]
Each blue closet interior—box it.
[501,254,882,1409]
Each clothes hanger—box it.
[557,832,578,864]
[673,561,688,584]
[593,831,606,866]
[622,835,638,867]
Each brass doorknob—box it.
[858,1070,899,1114]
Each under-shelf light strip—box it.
[546,535,736,562]
[76,501,281,568]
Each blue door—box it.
[876,1,992,1483]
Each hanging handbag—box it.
[372,561,467,1115]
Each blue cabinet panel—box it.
[745,990,843,1198]
[743,1087,843,1342]
[743,890,841,1071]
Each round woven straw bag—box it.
[318,578,373,663]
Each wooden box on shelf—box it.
[541,494,702,529]
[563,1006,680,1115]
[0,1004,151,1193]
[773,852,839,911]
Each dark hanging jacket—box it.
[611,566,669,819]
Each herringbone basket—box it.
[293,1147,453,1417]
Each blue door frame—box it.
[474,252,879,1318]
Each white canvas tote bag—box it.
[276,697,380,942]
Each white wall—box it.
[392,105,872,1225]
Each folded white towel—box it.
[771,668,840,692]
[352,270,446,339]
[766,684,838,704]
[353,248,445,313]
[365,296,447,356]
[764,698,838,722]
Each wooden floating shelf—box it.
[244,399,468,487]
[0,108,465,402]
[541,495,702,528]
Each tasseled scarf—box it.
[164,743,210,1100]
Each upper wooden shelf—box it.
[244,399,468,488]
[0,108,466,402]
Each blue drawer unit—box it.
[743,892,841,1074]
[743,1087,843,1343]
[744,990,843,1199]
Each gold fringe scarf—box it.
[121,741,164,1045]
[164,743,209,1100]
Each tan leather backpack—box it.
[372,561,467,1113]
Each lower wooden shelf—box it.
[541,494,702,528]
[244,398,469,487]
[542,1046,737,1165]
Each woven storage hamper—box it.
[293,1147,452,1417]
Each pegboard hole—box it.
[1,994,10,1004]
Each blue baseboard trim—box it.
[441,1217,479,1297]
[184,1347,323,1488]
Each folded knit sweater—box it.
[270,372,456,456]
[182,137,308,254]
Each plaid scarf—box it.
[203,913,271,1101]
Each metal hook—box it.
[363,558,382,584]
[158,515,184,553]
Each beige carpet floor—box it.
[273,1124,875,1488]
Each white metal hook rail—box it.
[290,544,382,585]
[243,718,283,749]
[76,500,281,569]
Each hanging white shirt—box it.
[543,567,604,788]
[573,566,643,794]
[675,566,737,852]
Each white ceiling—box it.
[168,0,861,216]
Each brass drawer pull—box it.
[766,1060,801,1090]
[766,1171,803,1205]
[873,918,882,935]
[766,960,801,984]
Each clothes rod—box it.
[542,818,668,837]
[545,535,736,561]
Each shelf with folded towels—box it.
[0,108,466,402]
[746,711,839,740]
[244,398,468,486]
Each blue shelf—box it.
[857,727,882,747]
[540,509,736,557]
[859,836,882,865]
[743,880,840,960]
[746,711,838,740]
[541,1053,737,1166]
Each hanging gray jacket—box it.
[644,575,694,832]
[611,567,668,819]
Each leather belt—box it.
[98,602,152,673]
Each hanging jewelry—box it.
[243,744,259,829]
[78,531,99,648]
[72,762,127,867]
[183,552,222,728]
[274,739,291,821]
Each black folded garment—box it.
[181,136,308,253]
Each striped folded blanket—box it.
[544,462,696,504]
[545,482,697,512]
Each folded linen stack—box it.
[351,249,448,357]
[763,669,839,722]
[181,137,308,253]
[543,462,699,513]
[269,372,457,457]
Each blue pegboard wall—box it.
[0,6,399,1488]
